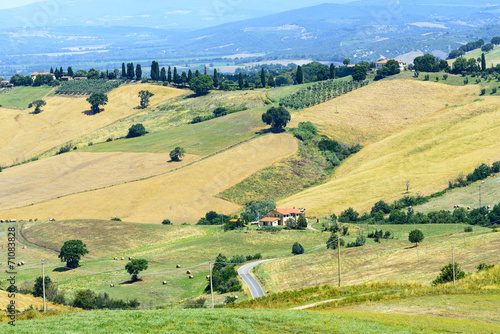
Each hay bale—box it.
[186,270,191,275]
[17,263,21,266]
[176,264,181,268]
[234,296,238,299]
[110,284,114,287]
[21,261,25,265]
[162,281,167,285]
[121,257,125,260]
[22,246,26,249]
[467,206,471,210]
[206,275,210,280]
[189,275,193,279]
[113,257,117,260]
[34,218,38,221]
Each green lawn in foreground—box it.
[0,308,447,333]
[0,86,53,109]
[81,109,265,155]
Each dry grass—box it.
[280,85,500,216]
[0,151,197,210]
[0,290,69,312]
[0,134,298,223]
[0,84,185,166]
[257,230,500,294]
[289,79,475,145]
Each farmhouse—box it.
[31,72,56,81]
[374,59,406,71]
[259,207,306,226]
[60,76,73,81]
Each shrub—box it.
[476,263,494,272]
[432,263,465,285]
[110,217,121,221]
[161,219,171,225]
[56,144,73,155]
[258,226,281,233]
[480,88,486,95]
[292,242,305,255]
[169,147,185,161]
[126,124,147,138]
[492,161,500,173]
[72,289,139,309]
[492,87,497,94]
[185,297,206,309]
[326,233,344,249]
[33,276,51,297]
[443,74,448,80]
[464,226,473,232]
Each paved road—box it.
[238,259,273,299]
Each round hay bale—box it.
[206,275,210,280]
[21,261,25,265]
[110,284,114,287]
[34,218,38,221]
[22,246,26,249]
[189,275,193,279]
[17,263,21,266]
[128,257,134,260]
[114,257,117,260]
[234,296,238,299]
[186,270,191,275]
[162,281,167,285]
[487,205,491,209]
[467,206,471,210]
[176,264,181,268]
[121,257,125,260]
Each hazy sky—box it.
[0,0,43,9]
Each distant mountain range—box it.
[1,0,499,76]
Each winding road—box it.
[238,259,273,299]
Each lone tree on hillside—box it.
[126,123,147,138]
[296,65,303,84]
[351,64,367,81]
[292,242,304,255]
[138,90,154,109]
[261,106,291,132]
[432,263,465,285]
[408,229,424,246]
[190,75,213,95]
[343,58,351,66]
[59,240,89,268]
[29,99,47,114]
[125,259,148,281]
[86,92,108,114]
[169,147,185,161]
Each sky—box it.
[0,0,42,9]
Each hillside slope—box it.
[0,84,186,166]
[280,80,500,216]
[0,134,297,223]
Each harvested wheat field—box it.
[280,94,500,216]
[0,134,298,223]
[0,151,198,210]
[289,79,476,145]
[0,84,186,166]
[0,290,69,312]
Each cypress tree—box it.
[167,66,172,83]
[54,68,60,78]
[160,67,167,82]
[60,67,64,76]
[481,53,486,71]
[181,71,188,84]
[261,68,266,87]
[296,65,303,84]
[127,62,134,80]
[67,67,74,77]
[188,69,193,82]
[238,72,243,89]
[213,69,219,88]
[195,70,200,77]
[136,64,142,81]
[122,63,126,79]
[50,67,54,74]
[330,63,335,79]
[173,67,180,84]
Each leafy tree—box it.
[86,92,108,114]
[481,43,493,52]
[339,207,359,223]
[296,65,303,84]
[213,69,219,88]
[326,233,344,249]
[352,64,367,81]
[127,123,147,138]
[491,37,500,45]
[413,54,439,72]
[58,240,88,268]
[261,68,266,87]
[170,147,185,161]
[189,75,213,95]
[160,67,167,82]
[240,200,276,223]
[135,64,142,81]
[330,63,336,79]
[33,276,52,297]
[29,99,46,114]
[292,242,304,255]
[238,72,244,89]
[408,229,424,246]
[371,200,391,215]
[261,106,291,131]
[432,263,465,285]
[343,58,351,66]
[213,107,227,117]
[268,75,275,87]
[125,259,148,281]
[181,71,188,84]
[138,90,154,108]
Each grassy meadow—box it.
[0,86,54,109]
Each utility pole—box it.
[42,260,46,312]
[452,246,455,286]
[337,236,341,287]
[209,259,214,309]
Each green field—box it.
[81,109,265,155]
[0,86,53,109]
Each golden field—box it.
[0,84,186,166]
[0,134,298,223]
[280,81,500,216]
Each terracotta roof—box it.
[31,72,51,76]
[259,217,280,222]
[274,208,303,215]
[375,59,404,64]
